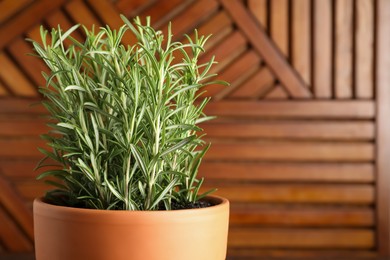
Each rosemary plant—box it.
[30,16,226,210]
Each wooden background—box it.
[0,0,389,258]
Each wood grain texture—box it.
[313,0,332,98]
[270,0,289,56]
[204,101,375,119]
[0,0,33,24]
[190,11,233,51]
[335,0,353,98]
[0,176,33,240]
[355,0,374,99]
[199,31,246,75]
[0,206,33,252]
[0,139,45,158]
[205,51,260,99]
[0,53,37,97]
[264,84,289,99]
[0,0,66,49]
[229,204,374,227]
[375,0,390,255]
[248,0,267,29]
[209,184,375,204]
[116,0,154,17]
[229,66,275,99]
[137,0,193,29]
[291,0,311,86]
[206,142,374,162]
[227,248,377,258]
[228,228,374,249]
[65,0,102,30]
[220,0,312,98]
[8,38,49,87]
[202,120,374,140]
[159,0,219,41]
[200,162,374,183]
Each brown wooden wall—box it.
[0,0,389,258]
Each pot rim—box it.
[34,195,229,218]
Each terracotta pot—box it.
[33,196,229,260]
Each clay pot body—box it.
[33,196,229,260]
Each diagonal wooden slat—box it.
[8,37,49,87]
[86,0,135,44]
[220,0,312,98]
[0,175,33,240]
[205,50,261,99]
[0,53,38,97]
[264,84,289,99]
[138,0,194,29]
[159,0,219,42]
[116,0,155,17]
[0,205,33,252]
[199,31,246,75]
[0,0,66,49]
[65,0,102,30]
[0,0,34,25]
[0,80,10,96]
[229,66,275,99]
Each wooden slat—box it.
[0,0,66,49]
[204,51,260,98]
[0,139,46,158]
[292,0,311,85]
[26,25,44,44]
[0,0,33,24]
[270,0,289,56]
[335,0,353,98]
[86,0,134,45]
[0,98,45,114]
[0,175,33,240]
[65,0,102,31]
[229,67,275,99]
[0,160,51,179]
[0,118,47,137]
[8,37,49,87]
[248,0,267,29]
[206,142,374,162]
[199,31,246,75]
[204,101,375,119]
[116,0,153,17]
[0,53,37,97]
[376,0,390,255]
[313,0,332,98]
[227,248,377,258]
[264,84,289,99]
[228,228,374,249]
[220,0,312,98]
[45,10,84,44]
[159,0,219,42]
[209,184,375,204]
[137,0,193,29]
[0,206,33,252]
[200,162,374,183]
[0,81,10,96]
[15,181,51,201]
[230,204,374,227]
[355,0,374,99]
[202,121,375,140]
[190,11,233,51]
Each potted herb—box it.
[30,16,229,260]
